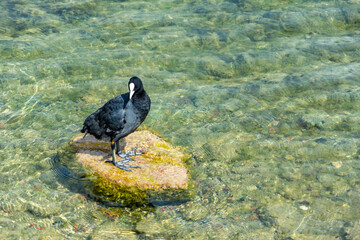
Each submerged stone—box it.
[181,202,209,221]
[71,130,190,192]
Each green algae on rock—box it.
[70,130,191,203]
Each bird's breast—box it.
[124,102,141,126]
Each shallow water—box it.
[1,0,360,239]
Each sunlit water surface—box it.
[1,0,360,239]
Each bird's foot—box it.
[116,147,143,159]
[105,147,143,171]
[114,160,140,171]
[105,158,140,171]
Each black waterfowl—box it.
[81,76,151,171]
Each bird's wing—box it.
[99,93,130,132]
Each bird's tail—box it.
[81,127,88,139]
[83,130,87,138]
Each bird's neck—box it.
[132,89,146,100]
[132,90,149,110]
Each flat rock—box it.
[71,130,189,191]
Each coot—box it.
[81,76,151,171]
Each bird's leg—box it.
[105,141,117,163]
[115,140,131,159]
[112,141,117,163]
[115,140,121,155]
[106,141,140,171]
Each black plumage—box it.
[81,76,151,171]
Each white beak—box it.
[129,83,135,99]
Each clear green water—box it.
[1,0,360,239]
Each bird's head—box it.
[128,76,143,99]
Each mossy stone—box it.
[70,130,192,204]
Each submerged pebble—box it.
[181,202,209,221]
[26,201,61,218]
[280,12,308,33]
[331,161,342,168]
[136,215,165,234]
